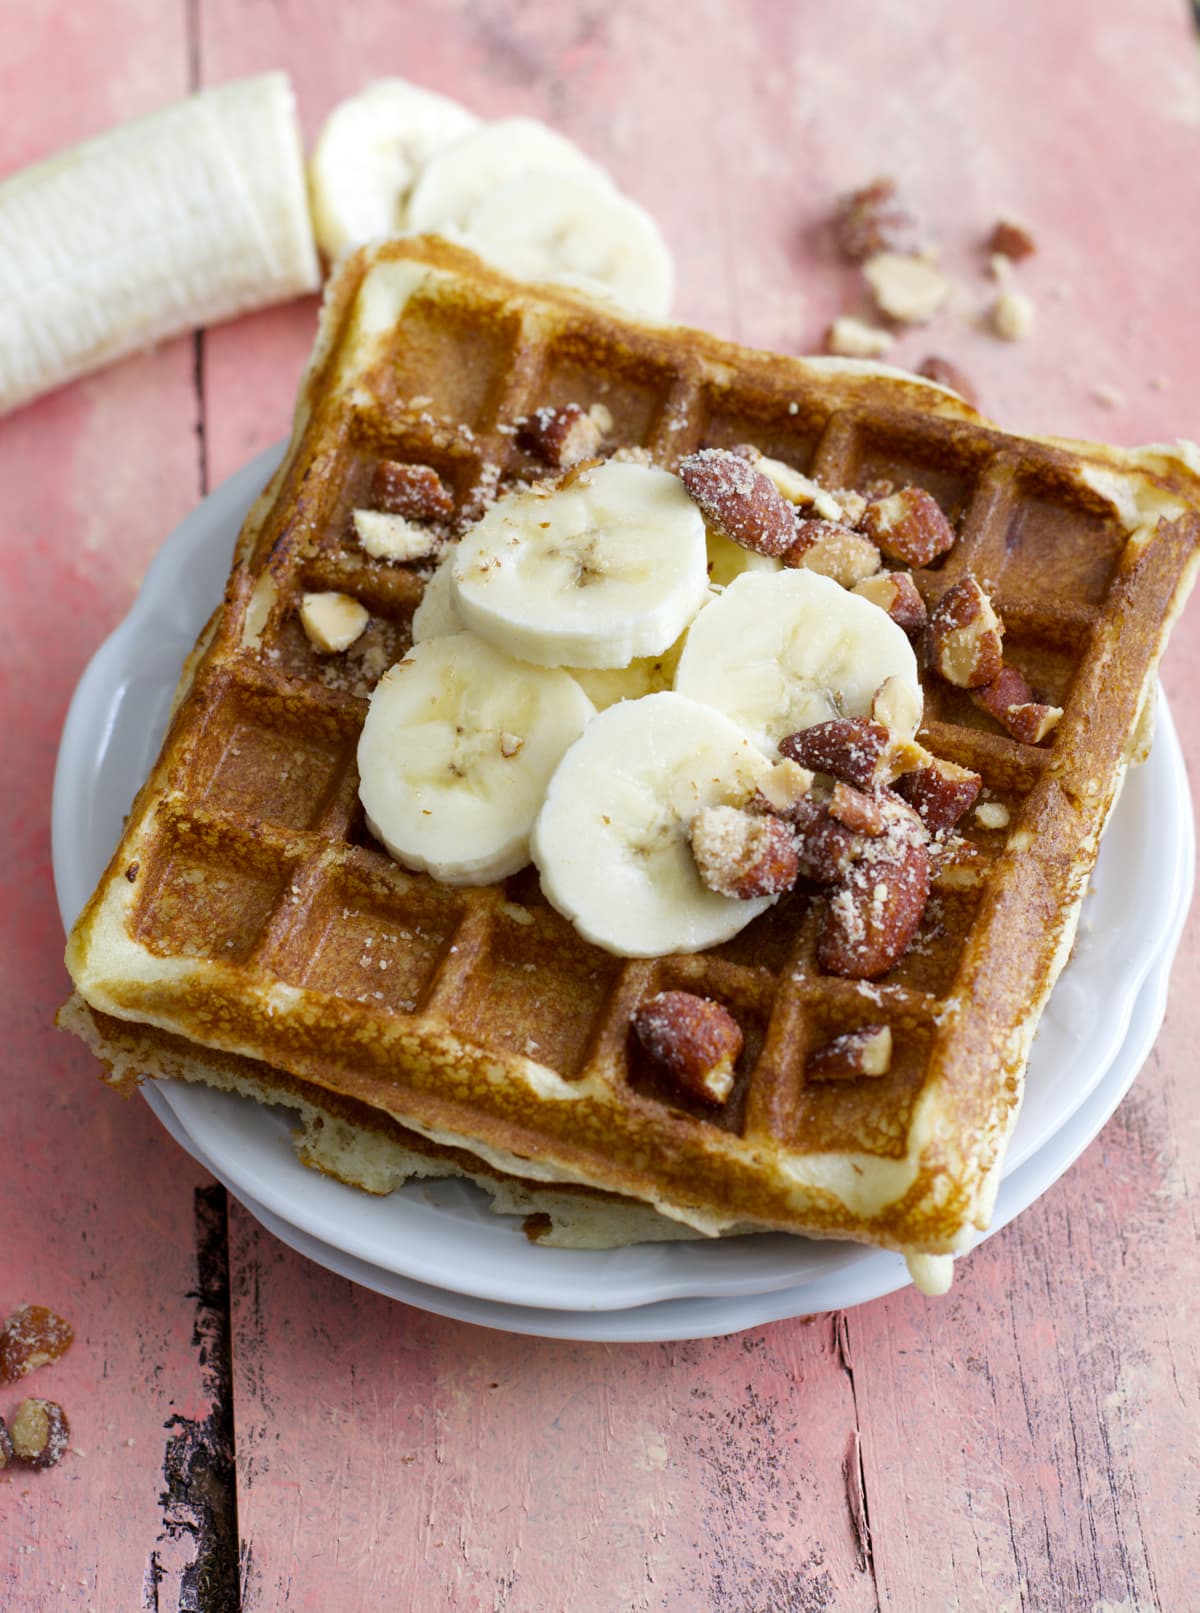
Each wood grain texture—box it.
[0,8,235,1611]
[226,1207,878,1613]
[2,1,1199,1609]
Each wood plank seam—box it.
[835,1312,881,1603]
[144,1183,241,1613]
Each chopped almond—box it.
[299,592,369,654]
[807,1024,893,1080]
[864,254,953,324]
[826,316,895,359]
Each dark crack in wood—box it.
[149,1182,241,1613]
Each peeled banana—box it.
[0,71,319,417]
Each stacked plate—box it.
[53,446,1196,1342]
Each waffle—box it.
[64,237,1200,1283]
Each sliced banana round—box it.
[406,117,613,237]
[532,692,773,957]
[410,549,461,642]
[412,554,695,706]
[705,529,781,589]
[308,79,479,261]
[451,461,709,669]
[461,169,673,318]
[357,632,594,886]
[567,652,672,711]
[674,569,922,752]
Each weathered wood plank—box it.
[226,1207,879,1612]
[850,976,1200,1613]
[0,6,243,1610]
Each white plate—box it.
[53,441,1195,1312]
[141,944,1184,1340]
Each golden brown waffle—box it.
[64,237,1200,1275]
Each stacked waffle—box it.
[62,238,1200,1289]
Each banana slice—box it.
[415,548,699,706]
[532,692,773,956]
[451,461,709,669]
[358,632,594,886]
[411,550,461,642]
[308,79,479,261]
[0,72,318,418]
[674,569,922,752]
[406,117,613,237]
[705,529,781,588]
[460,169,673,318]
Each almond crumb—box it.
[826,316,895,358]
[991,289,1036,341]
[986,218,1036,262]
[690,805,799,899]
[807,1024,893,1081]
[353,508,440,563]
[975,801,1010,829]
[864,253,953,324]
[299,592,369,654]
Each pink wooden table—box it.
[4,3,1199,1607]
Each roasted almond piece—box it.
[927,575,1004,688]
[918,355,979,409]
[931,836,988,889]
[632,991,744,1106]
[975,800,1010,829]
[749,759,814,818]
[370,459,455,521]
[827,487,870,527]
[852,570,928,634]
[679,448,797,558]
[826,316,894,359]
[832,177,923,262]
[972,664,1063,744]
[860,487,957,568]
[872,675,925,744]
[0,1305,74,1382]
[807,1024,893,1081]
[987,219,1036,261]
[781,717,893,791]
[690,805,800,900]
[896,757,982,833]
[785,519,882,587]
[789,795,862,883]
[353,509,441,563]
[991,288,1035,341]
[828,781,887,836]
[741,448,845,522]
[299,591,369,654]
[864,253,953,324]
[818,841,932,980]
[517,403,604,468]
[9,1397,70,1470]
